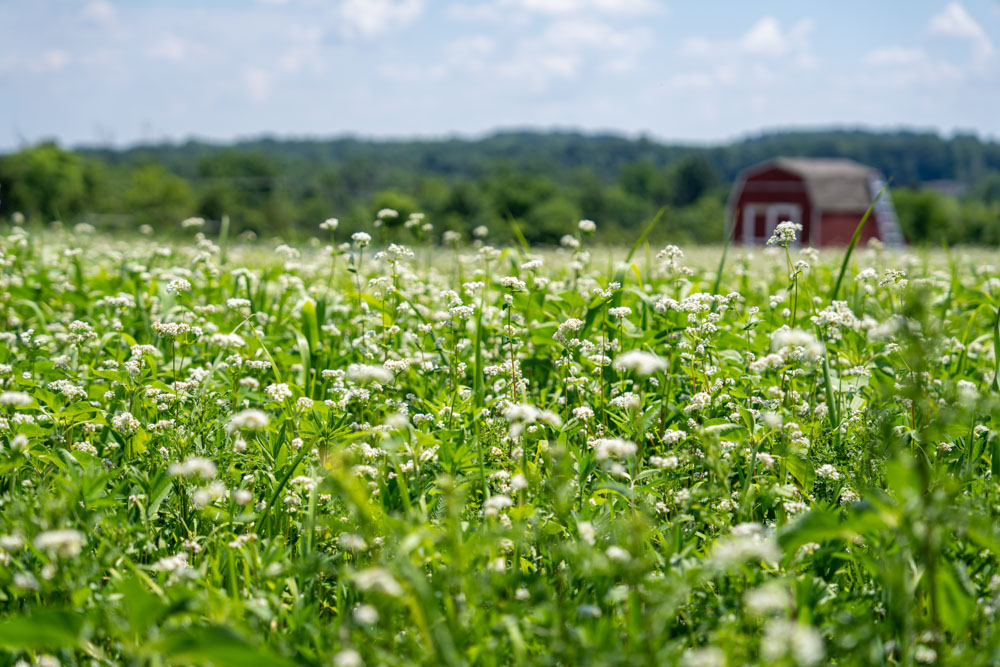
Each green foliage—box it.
[123,164,195,229]
[1,221,1000,665]
[2,129,1000,244]
[0,143,105,221]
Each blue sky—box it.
[2,0,999,150]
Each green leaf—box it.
[0,610,84,650]
[935,561,974,635]
[785,453,815,493]
[156,625,294,667]
[829,181,887,302]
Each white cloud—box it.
[857,46,964,89]
[739,17,784,56]
[491,18,651,89]
[338,0,424,38]
[927,2,994,60]
[500,0,662,15]
[277,26,325,74]
[243,67,273,101]
[680,16,815,64]
[37,49,70,72]
[146,34,207,64]
[865,47,926,67]
[670,15,816,93]
[739,17,815,60]
[81,0,116,24]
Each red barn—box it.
[727,157,904,247]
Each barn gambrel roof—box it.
[751,157,877,213]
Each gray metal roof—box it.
[761,157,878,212]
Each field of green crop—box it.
[2,217,1000,666]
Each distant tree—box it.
[524,196,581,244]
[372,189,419,227]
[663,156,720,207]
[0,143,105,221]
[122,164,194,228]
[893,188,949,243]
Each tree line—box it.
[1,129,999,245]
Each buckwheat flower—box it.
[572,406,594,421]
[744,582,792,615]
[650,455,679,469]
[339,533,368,553]
[169,456,218,480]
[839,487,860,504]
[609,392,640,411]
[578,219,597,233]
[577,520,596,545]
[333,649,362,667]
[193,481,227,508]
[613,350,667,377]
[503,403,562,438]
[771,327,824,361]
[510,474,528,491]
[663,429,686,444]
[354,567,404,597]
[957,380,979,402]
[0,534,24,552]
[152,321,192,339]
[0,391,31,407]
[560,234,580,249]
[320,218,339,231]
[9,434,28,456]
[554,317,584,343]
[499,276,527,292]
[181,217,205,229]
[816,464,841,481]
[608,306,632,320]
[226,298,252,311]
[593,437,637,461]
[166,278,191,294]
[48,379,86,401]
[348,364,393,385]
[710,523,779,568]
[351,232,372,248]
[353,604,379,625]
[34,529,85,558]
[233,489,253,505]
[265,383,293,401]
[766,221,802,247]
[878,268,907,288]
[227,408,269,433]
[111,411,141,435]
[483,494,514,518]
[681,646,726,667]
[761,620,824,666]
[152,551,190,573]
[606,545,630,563]
[210,333,246,348]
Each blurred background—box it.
[1,0,999,244]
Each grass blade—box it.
[829,181,889,302]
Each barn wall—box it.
[730,168,814,244]
[817,213,880,246]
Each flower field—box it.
[2,218,1000,666]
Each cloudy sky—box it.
[2,0,998,150]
